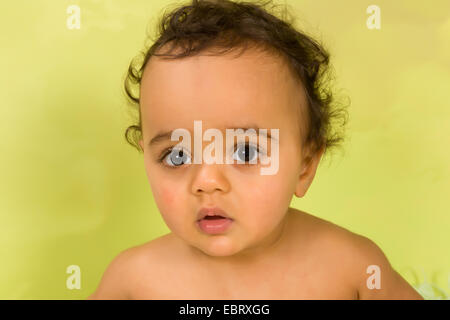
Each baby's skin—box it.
[88,207,422,299]
[89,46,423,300]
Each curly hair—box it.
[123,0,349,164]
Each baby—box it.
[88,0,423,299]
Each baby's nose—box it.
[190,163,230,195]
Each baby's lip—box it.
[196,207,232,221]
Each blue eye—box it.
[232,143,260,164]
[162,148,191,167]
[159,143,264,168]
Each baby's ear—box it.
[294,146,325,198]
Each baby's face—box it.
[138,48,320,259]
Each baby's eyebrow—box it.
[149,131,174,146]
[148,125,277,147]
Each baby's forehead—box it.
[140,49,306,124]
[142,48,300,98]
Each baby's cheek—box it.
[159,185,176,207]
[149,180,175,210]
[250,177,289,215]
[246,179,275,208]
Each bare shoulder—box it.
[347,234,423,299]
[86,233,176,300]
[289,208,423,300]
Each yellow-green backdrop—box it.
[0,0,449,299]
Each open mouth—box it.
[197,214,233,222]
[202,215,227,220]
[196,215,234,234]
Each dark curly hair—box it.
[123,0,349,164]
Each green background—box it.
[1,0,449,299]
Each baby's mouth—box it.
[202,215,226,220]
[197,215,232,222]
[196,215,234,234]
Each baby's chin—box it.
[187,235,248,258]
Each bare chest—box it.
[130,259,357,299]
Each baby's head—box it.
[123,0,348,259]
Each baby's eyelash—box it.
[158,147,172,162]
[157,147,182,167]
